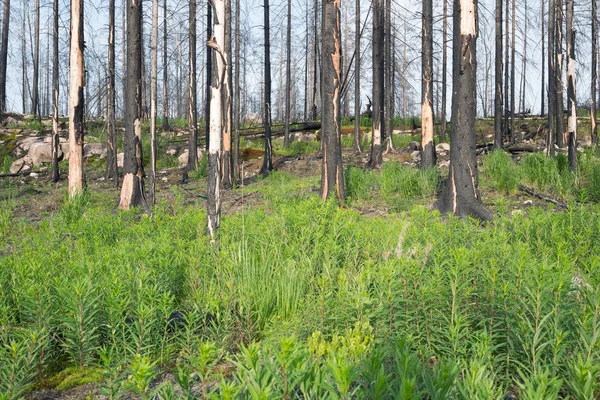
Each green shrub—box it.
[482,150,520,194]
[345,167,378,201]
[380,162,438,210]
[520,152,574,196]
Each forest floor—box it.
[3,115,600,399]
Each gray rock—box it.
[408,141,422,151]
[436,143,450,152]
[10,156,32,174]
[29,142,60,165]
[178,149,204,168]
[83,143,107,159]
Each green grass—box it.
[6,164,600,397]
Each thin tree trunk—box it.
[188,0,199,171]
[162,0,169,130]
[32,0,40,117]
[122,0,127,119]
[320,0,345,202]
[106,0,118,186]
[222,0,233,187]
[434,0,492,221]
[304,0,309,121]
[51,0,59,182]
[503,0,509,139]
[205,6,212,147]
[260,0,273,175]
[548,0,556,155]
[311,0,318,120]
[283,0,292,147]
[233,0,241,181]
[592,0,597,143]
[440,0,448,142]
[509,0,515,141]
[368,0,383,169]
[541,0,545,116]
[119,0,146,210]
[556,0,565,147]
[0,0,10,114]
[384,0,393,152]
[519,0,527,116]
[353,0,361,153]
[421,0,436,168]
[68,0,85,198]
[21,3,27,114]
[402,25,407,119]
[207,0,226,240]
[149,0,158,206]
[566,0,577,170]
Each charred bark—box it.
[105,0,119,186]
[0,0,10,114]
[368,0,384,169]
[353,0,361,153]
[119,0,146,210]
[260,0,273,176]
[493,0,503,148]
[421,0,436,168]
[283,0,292,148]
[188,0,199,171]
[222,0,233,188]
[320,0,345,202]
[233,0,241,181]
[547,0,556,156]
[51,0,60,182]
[440,0,448,142]
[434,0,493,221]
[149,0,159,206]
[566,0,577,170]
[556,0,565,147]
[162,0,169,131]
[592,0,597,143]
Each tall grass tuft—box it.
[483,150,521,194]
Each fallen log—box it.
[518,184,568,209]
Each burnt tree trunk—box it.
[119,0,146,210]
[421,0,436,167]
[205,7,212,147]
[320,0,345,202]
[68,0,85,198]
[32,0,40,117]
[188,0,199,171]
[353,0,361,153]
[384,0,393,152]
[207,0,226,240]
[0,0,10,114]
[555,0,565,147]
[440,0,448,142]
[368,0,384,169]
[566,0,577,170]
[260,0,273,175]
[434,0,493,221]
[222,0,233,188]
[149,0,159,206]
[493,0,503,148]
[51,0,60,182]
[233,0,241,181]
[162,0,169,131]
[541,0,545,116]
[283,0,292,147]
[592,0,597,143]
[105,0,119,186]
[311,0,319,120]
[547,0,556,156]
[509,0,515,141]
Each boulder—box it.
[83,143,107,159]
[436,143,450,152]
[61,143,69,159]
[10,156,33,174]
[2,116,19,126]
[29,142,60,165]
[407,141,422,151]
[12,136,42,157]
[178,149,204,168]
[411,150,421,162]
[292,132,317,142]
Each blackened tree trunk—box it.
[541,0,545,116]
[207,0,226,240]
[311,0,319,120]
[233,0,241,181]
[304,0,309,122]
[421,0,436,168]
[440,0,448,142]
[149,0,159,206]
[353,0,361,153]
[384,0,393,153]
[519,0,527,115]
[566,0,577,170]
[205,7,212,147]
[509,0,515,141]
[556,0,565,147]
[32,0,40,117]
[0,0,10,114]
[119,0,146,210]
[493,0,503,148]
[320,0,345,202]
[368,0,384,169]
[547,0,556,155]
[188,0,199,171]
[592,0,597,144]
[434,0,492,221]
[68,0,85,198]
[222,0,233,188]
[260,0,273,175]
[283,0,292,147]
[162,0,169,131]
[503,0,509,139]
[105,0,119,186]
[51,0,60,182]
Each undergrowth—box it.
[3,170,600,398]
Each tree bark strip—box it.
[222,0,233,188]
[421,0,436,168]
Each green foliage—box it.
[520,153,574,196]
[482,150,521,194]
[189,152,208,180]
[277,140,320,156]
[5,171,600,397]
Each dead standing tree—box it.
[434,0,493,221]
[368,0,384,169]
[69,0,85,198]
[320,0,345,202]
[421,0,436,168]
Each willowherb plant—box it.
[0,329,43,400]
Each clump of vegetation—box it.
[520,152,574,197]
[380,161,438,210]
[345,166,378,201]
[482,150,521,194]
